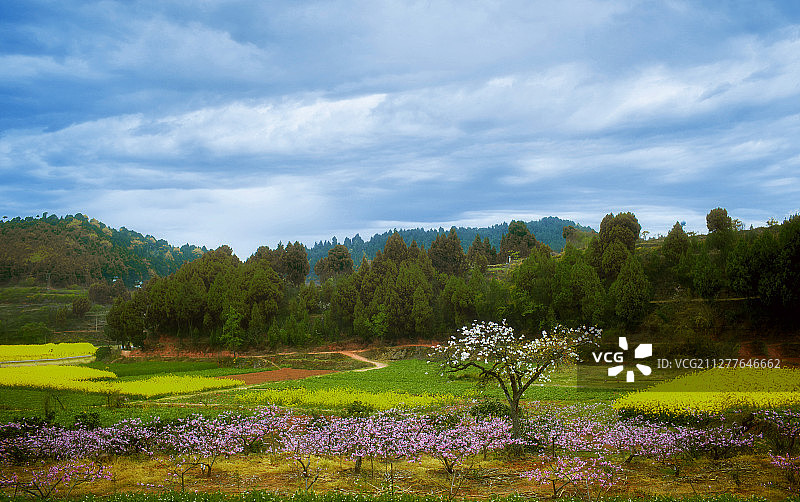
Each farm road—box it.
[341,351,388,371]
[149,350,392,406]
[213,350,387,386]
[306,350,388,371]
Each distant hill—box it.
[0,213,207,287]
[307,216,595,271]
[1,214,595,287]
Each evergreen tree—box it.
[467,234,493,272]
[609,254,650,326]
[282,242,310,286]
[587,212,640,280]
[662,221,689,265]
[552,246,605,326]
[760,215,800,313]
[499,220,539,261]
[505,248,556,334]
[691,247,724,298]
[331,274,359,335]
[429,228,467,276]
[382,232,409,264]
[352,297,370,340]
[221,308,245,356]
[72,297,91,317]
[600,241,630,280]
[706,207,736,255]
[706,207,733,233]
[106,296,145,348]
[411,284,434,337]
[313,244,354,282]
[248,303,269,345]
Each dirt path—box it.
[147,350,391,406]
[216,350,388,386]
[338,350,388,371]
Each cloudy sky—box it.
[2,1,800,257]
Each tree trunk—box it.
[509,396,523,439]
[508,395,524,455]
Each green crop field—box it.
[1,345,798,500]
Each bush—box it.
[88,282,112,304]
[344,400,375,417]
[94,345,114,362]
[55,306,70,328]
[470,399,512,420]
[72,411,102,430]
[72,297,91,317]
[17,322,50,343]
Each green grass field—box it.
[2,346,798,499]
[189,359,622,412]
[85,359,260,378]
[0,353,622,425]
[0,285,109,344]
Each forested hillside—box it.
[104,209,800,354]
[306,216,594,273]
[0,214,207,287]
[1,214,592,288]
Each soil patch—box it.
[217,368,334,385]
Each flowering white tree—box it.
[433,320,600,439]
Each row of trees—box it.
[106,210,800,351]
[106,222,553,348]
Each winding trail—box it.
[339,350,387,371]
[310,350,388,371]
[216,350,388,385]
[148,350,391,406]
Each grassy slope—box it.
[0,285,110,344]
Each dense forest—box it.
[0,214,206,287]
[305,216,594,273]
[103,209,800,355]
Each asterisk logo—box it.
[608,337,652,382]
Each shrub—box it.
[94,345,114,361]
[72,297,91,317]
[470,399,512,420]
[72,411,102,430]
[344,400,375,417]
[16,323,50,344]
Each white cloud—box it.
[81,179,332,257]
[0,94,392,173]
[106,16,276,82]
[3,1,800,251]
[170,94,389,155]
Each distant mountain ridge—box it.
[1,213,594,286]
[306,217,595,271]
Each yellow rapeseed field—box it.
[615,367,800,416]
[236,386,459,410]
[0,365,115,391]
[0,365,243,398]
[115,375,244,398]
[0,343,97,362]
